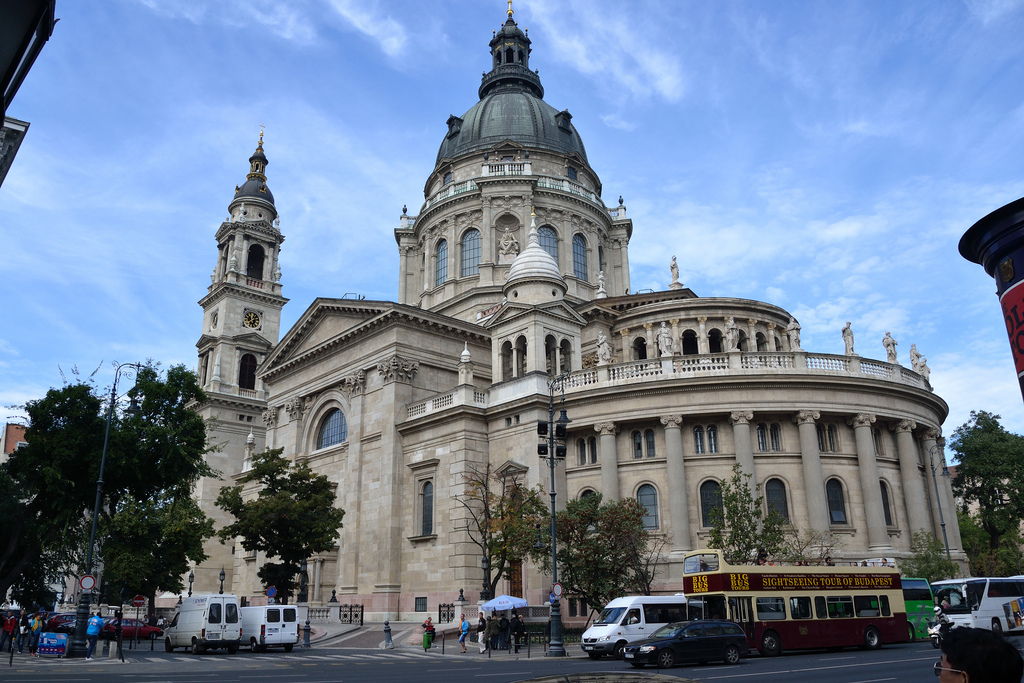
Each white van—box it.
[164,594,242,654]
[581,595,689,659]
[932,578,1024,633]
[240,605,299,652]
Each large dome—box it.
[436,89,589,163]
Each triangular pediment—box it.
[484,299,586,329]
[495,459,530,479]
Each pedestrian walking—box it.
[28,611,43,656]
[510,612,525,654]
[85,611,104,660]
[0,611,15,652]
[476,612,488,653]
[458,614,469,653]
[485,612,500,651]
[421,616,435,651]
[498,613,510,650]
[113,610,124,662]
[17,613,29,653]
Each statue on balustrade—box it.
[786,317,802,351]
[596,333,612,365]
[882,332,897,364]
[910,344,924,373]
[917,357,931,382]
[842,321,855,355]
[670,256,679,284]
[725,317,739,351]
[657,322,673,357]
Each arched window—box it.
[420,481,434,536]
[633,337,648,360]
[460,229,481,276]
[434,239,448,286]
[559,338,572,373]
[588,436,597,464]
[708,328,724,353]
[598,245,606,271]
[505,47,514,63]
[246,244,265,279]
[238,353,257,390]
[576,438,587,466]
[707,425,718,453]
[880,480,894,526]
[317,408,348,449]
[765,478,790,521]
[682,330,699,355]
[637,484,658,529]
[572,233,588,280]
[515,336,527,376]
[693,426,705,454]
[632,431,644,459]
[545,335,558,375]
[756,424,768,452]
[580,489,596,499]
[644,429,656,458]
[538,225,558,262]
[756,332,768,352]
[738,330,749,352]
[826,479,847,525]
[769,424,782,451]
[700,480,723,527]
[500,340,513,381]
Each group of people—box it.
[423,611,526,654]
[937,626,1022,682]
[0,610,47,656]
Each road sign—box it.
[552,582,563,598]
[79,574,96,591]
[266,586,277,598]
[131,594,146,607]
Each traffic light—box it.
[537,442,549,455]
[537,420,549,436]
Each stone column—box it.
[730,411,755,481]
[893,420,930,534]
[619,328,631,361]
[397,246,409,304]
[794,410,828,532]
[661,415,691,552]
[697,317,708,354]
[669,319,681,355]
[643,323,654,358]
[935,437,964,553]
[746,319,758,351]
[766,323,778,351]
[921,428,944,541]
[596,422,619,500]
[852,413,891,551]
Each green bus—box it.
[901,577,934,640]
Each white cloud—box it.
[963,0,1024,24]
[601,114,637,132]
[136,0,317,44]
[328,0,408,58]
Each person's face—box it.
[934,655,967,682]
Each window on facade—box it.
[826,479,847,524]
[515,336,527,376]
[633,337,648,360]
[644,429,656,458]
[880,480,894,526]
[637,484,658,529]
[434,239,448,286]
[572,233,588,280]
[707,425,718,453]
[246,244,265,279]
[443,171,453,185]
[756,332,768,351]
[682,330,698,355]
[708,329,724,353]
[415,597,427,612]
[500,341,513,381]
[765,478,790,521]
[317,408,348,449]
[567,166,578,180]
[580,489,596,499]
[577,438,587,466]
[545,335,558,375]
[700,480,723,527]
[693,426,705,454]
[420,481,434,536]
[598,245,605,271]
[632,431,644,459]
[770,423,782,451]
[460,229,480,276]
[559,338,572,374]
[588,436,597,464]
[538,226,558,262]
[817,424,839,452]
[756,424,768,452]
[238,353,257,390]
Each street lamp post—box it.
[929,445,953,561]
[68,362,143,658]
[188,569,195,597]
[480,556,491,601]
[219,568,226,595]
[537,373,569,658]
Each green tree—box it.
[949,410,1024,561]
[217,448,345,602]
[534,493,661,618]
[958,510,1024,577]
[899,530,958,582]
[454,462,547,598]
[708,464,786,564]
[0,364,213,606]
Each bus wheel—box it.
[992,618,1003,634]
[863,626,881,650]
[760,631,781,657]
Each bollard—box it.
[383,621,394,649]
[303,620,311,648]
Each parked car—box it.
[581,595,689,659]
[102,617,164,640]
[622,620,748,669]
[45,613,78,634]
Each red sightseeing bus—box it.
[681,550,908,656]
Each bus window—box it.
[880,595,890,616]
[756,597,786,620]
[854,596,880,617]
[966,581,986,610]
[790,596,812,619]
[815,596,827,619]
[988,580,1024,598]
[684,553,720,573]
[826,596,854,618]
[706,595,727,620]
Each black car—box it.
[622,619,748,668]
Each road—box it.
[3,638,1018,683]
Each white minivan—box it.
[240,605,299,652]
[164,594,242,654]
[581,595,689,659]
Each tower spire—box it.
[507,0,514,18]
[480,1,542,99]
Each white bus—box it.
[931,577,1024,633]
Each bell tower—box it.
[192,133,288,592]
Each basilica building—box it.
[191,7,962,619]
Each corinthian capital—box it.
[660,415,682,428]
[595,422,617,436]
[850,413,876,428]
[730,411,754,425]
[923,426,941,441]
[794,410,820,425]
[893,419,916,433]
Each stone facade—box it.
[193,9,964,616]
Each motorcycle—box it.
[928,606,955,649]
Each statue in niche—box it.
[657,322,673,357]
[596,333,612,365]
[210,311,218,329]
[786,317,802,351]
[498,226,520,255]
[228,253,238,272]
[596,270,607,296]
[842,321,855,355]
[272,263,282,282]
[882,332,898,364]
[725,317,739,351]
[670,256,679,284]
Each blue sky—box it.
[3,0,1024,441]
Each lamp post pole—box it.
[480,556,491,601]
[929,445,953,561]
[539,373,569,657]
[69,362,143,658]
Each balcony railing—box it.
[535,176,598,203]
[424,180,479,211]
